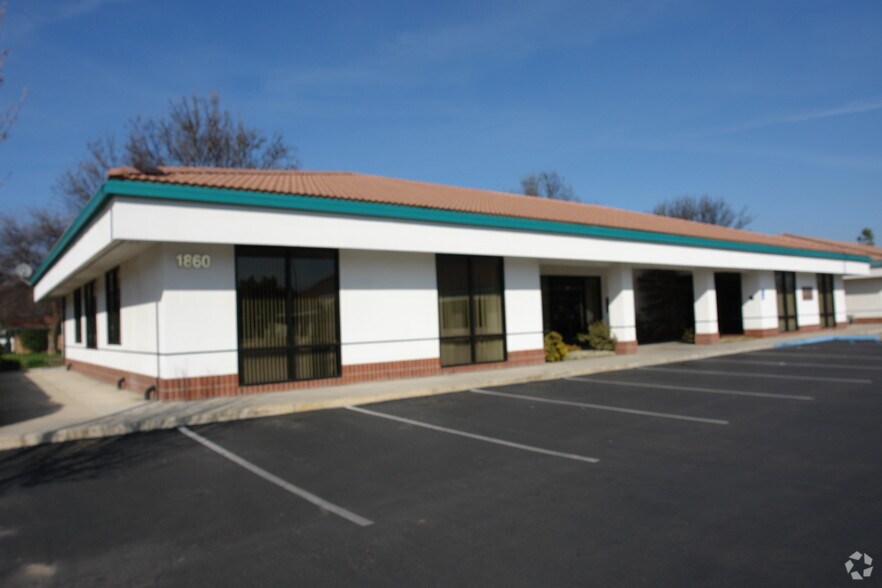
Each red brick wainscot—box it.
[69,349,546,401]
[744,327,781,338]
[615,341,638,355]
[694,333,721,345]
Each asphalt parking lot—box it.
[1,340,880,586]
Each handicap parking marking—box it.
[565,377,814,401]
[345,405,600,464]
[178,426,374,527]
[470,388,730,425]
[698,357,882,371]
[639,366,872,384]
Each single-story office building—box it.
[31,167,872,400]
[781,234,882,324]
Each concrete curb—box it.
[2,327,880,450]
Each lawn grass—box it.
[0,352,64,371]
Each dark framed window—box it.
[775,271,798,332]
[105,267,121,345]
[73,289,82,343]
[84,280,97,348]
[235,246,341,386]
[817,273,836,328]
[437,255,506,367]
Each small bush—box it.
[681,327,695,344]
[577,321,617,351]
[544,331,570,362]
[16,329,49,353]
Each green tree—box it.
[857,227,875,246]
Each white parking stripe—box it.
[564,377,813,401]
[752,351,882,363]
[178,426,374,527]
[639,366,872,384]
[345,405,599,464]
[700,358,882,371]
[470,388,729,425]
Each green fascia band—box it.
[31,179,873,286]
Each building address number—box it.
[176,254,212,269]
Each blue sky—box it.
[2,0,880,240]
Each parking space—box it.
[1,341,880,586]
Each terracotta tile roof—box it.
[106,166,857,256]
[780,234,882,261]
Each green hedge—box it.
[16,329,49,353]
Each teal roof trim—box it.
[31,179,872,287]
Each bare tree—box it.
[0,210,67,352]
[56,92,299,212]
[0,1,24,150]
[2,92,298,350]
[857,227,875,246]
[653,195,754,229]
[519,170,577,201]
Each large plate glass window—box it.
[775,271,798,332]
[817,273,835,328]
[437,255,506,367]
[236,246,340,386]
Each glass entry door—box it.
[817,273,836,328]
[775,271,798,332]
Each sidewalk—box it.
[2,324,880,450]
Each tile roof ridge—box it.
[108,166,356,178]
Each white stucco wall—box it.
[64,245,164,378]
[742,271,779,332]
[339,250,440,365]
[503,258,544,353]
[834,275,848,324]
[156,243,238,379]
[844,277,882,320]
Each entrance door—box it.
[775,271,798,332]
[817,273,836,328]
[547,277,586,343]
[714,272,744,335]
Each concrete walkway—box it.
[1,324,880,450]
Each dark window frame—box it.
[73,288,82,343]
[84,280,97,349]
[775,271,799,332]
[235,245,342,386]
[436,254,507,368]
[817,273,836,328]
[105,267,121,345]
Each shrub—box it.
[544,331,569,362]
[577,321,617,351]
[681,327,695,344]
[16,329,49,353]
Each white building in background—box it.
[31,167,871,400]
[781,234,882,325]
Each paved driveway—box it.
[1,340,880,586]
